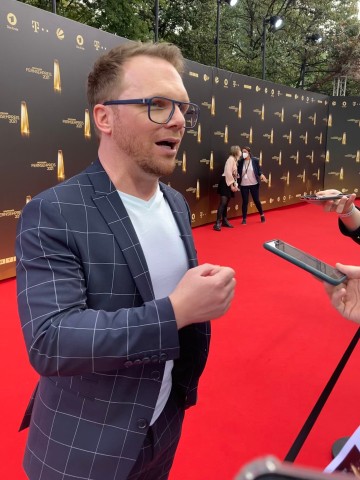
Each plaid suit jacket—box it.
[16,159,211,480]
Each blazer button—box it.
[151,371,161,381]
[159,353,168,362]
[137,418,148,429]
[124,361,132,368]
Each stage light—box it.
[215,0,239,68]
[261,15,285,80]
[300,33,324,88]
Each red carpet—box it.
[1,202,359,479]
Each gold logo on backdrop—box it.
[306,151,314,163]
[238,100,242,119]
[310,112,317,125]
[203,74,209,81]
[224,125,228,144]
[342,133,346,144]
[249,127,253,144]
[189,71,199,78]
[241,128,252,143]
[328,114,332,127]
[283,130,292,144]
[328,168,343,179]
[259,150,262,166]
[56,28,65,40]
[254,105,265,120]
[25,195,32,204]
[93,40,106,51]
[7,13,17,26]
[197,123,201,143]
[32,20,40,33]
[84,109,91,139]
[77,35,84,46]
[290,151,299,164]
[356,150,360,163]
[256,86,261,92]
[210,151,214,170]
[281,171,290,185]
[54,59,61,93]
[244,85,252,90]
[275,108,284,122]
[268,173,271,187]
[211,96,216,116]
[263,129,273,144]
[224,79,228,87]
[273,152,281,165]
[182,151,186,173]
[215,76,219,84]
[326,150,330,162]
[316,168,320,181]
[57,150,65,181]
[297,169,306,183]
[196,180,200,200]
[315,132,323,144]
[300,132,308,144]
[20,101,30,137]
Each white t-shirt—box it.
[118,185,188,425]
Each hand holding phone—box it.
[263,239,347,285]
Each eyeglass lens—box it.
[149,97,198,128]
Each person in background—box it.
[237,146,268,225]
[213,145,240,231]
[16,41,236,480]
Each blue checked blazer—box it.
[16,159,211,480]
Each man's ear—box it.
[93,104,112,135]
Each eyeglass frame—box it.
[102,96,200,129]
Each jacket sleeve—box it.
[338,207,360,245]
[16,198,180,377]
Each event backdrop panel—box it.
[324,97,360,194]
[0,0,358,280]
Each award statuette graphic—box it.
[54,59,61,93]
[182,151,186,173]
[20,101,30,137]
[196,179,200,200]
[84,109,91,139]
[57,150,65,181]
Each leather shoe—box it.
[213,223,221,231]
[241,219,246,225]
[222,219,234,228]
[261,215,265,223]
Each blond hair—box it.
[87,41,185,111]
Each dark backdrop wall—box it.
[0,0,359,280]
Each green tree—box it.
[18,0,360,95]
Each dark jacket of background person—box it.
[237,156,263,184]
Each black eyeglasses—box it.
[103,96,200,129]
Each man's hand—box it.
[169,263,236,329]
[324,263,360,324]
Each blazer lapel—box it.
[160,183,198,269]
[86,160,155,302]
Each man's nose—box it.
[166,104,186,129]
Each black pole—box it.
[52,0,56,14]
[261,17,267,80]
[215,0,221,68]
[154,0,159,42]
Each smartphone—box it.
[263,239,347,285]
[300,194,345,202]
[234,456,348,480]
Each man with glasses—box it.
[16,41,236,480]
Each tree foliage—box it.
[18,0,360,95]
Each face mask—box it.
[242,152,248,158]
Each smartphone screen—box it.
[263,239,347,285]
